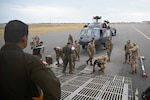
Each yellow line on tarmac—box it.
[131,25,150,41]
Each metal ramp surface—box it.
[60,74,133,100]
[80,65,93,74]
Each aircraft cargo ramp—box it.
[50,63,133,100]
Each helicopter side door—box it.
[99,29,112,46]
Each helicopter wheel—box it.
[82,45,85,49]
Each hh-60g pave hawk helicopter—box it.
[79,16,116,49]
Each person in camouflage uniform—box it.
[30,37,36,49]
[62,42,73,74]
[53,47,63,66]
[93,55,108,74]
[129,43,139,74]
[68,34,73,43]
[35,35,40,45]
[124,40,132,64]
[74,40,80,61]
[30,35,40,56]
[105,37,113,62]
[30,37,37,54]
[71,45,76,71]
[86,39,96,65]
[30,35,40,48]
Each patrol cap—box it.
[107,37,111,40]
[67,42,71,45]
[4,20,28,43]
[133,43,136,46]
[91,38,94,42]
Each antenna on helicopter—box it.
[104,20,110,24]
[93,16,101,23]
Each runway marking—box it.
[131,25,150,41]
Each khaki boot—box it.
[93,69,95,72]
[86,60,88,65]
[100,71,104,75]
[130,71,135,74]
[107,58,110,62]
[135,69,137,73]
[123,60,127,64]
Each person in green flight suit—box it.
[0,20,61,100]
[62,42,73,74]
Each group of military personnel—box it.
[49,34,113,74]
[85,37,139,75]
[124,40,139,74]
[30,34,139,75]
[53,34,80,74]
[86,37,113,74]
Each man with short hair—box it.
[0,20,61,100]
[62,42,73,74]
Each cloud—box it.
[0,0,150,23]
[0,5,79,23]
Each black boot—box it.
[86,60,88,65]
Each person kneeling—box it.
[93,55,108,74]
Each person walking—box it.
[124,40,132,64]
[74,40,80,61]
[129,43,139,74]
[0,20,61,100]
[86,39,96,65]
[62,42,73,74]
[105,37,113,62]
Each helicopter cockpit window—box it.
[80,29,92,36]
[80,29,87,35]
[87,29,92,36]
[93,29,99,36]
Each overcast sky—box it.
[0,0,150,23]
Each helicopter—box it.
[79,16,116,49]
